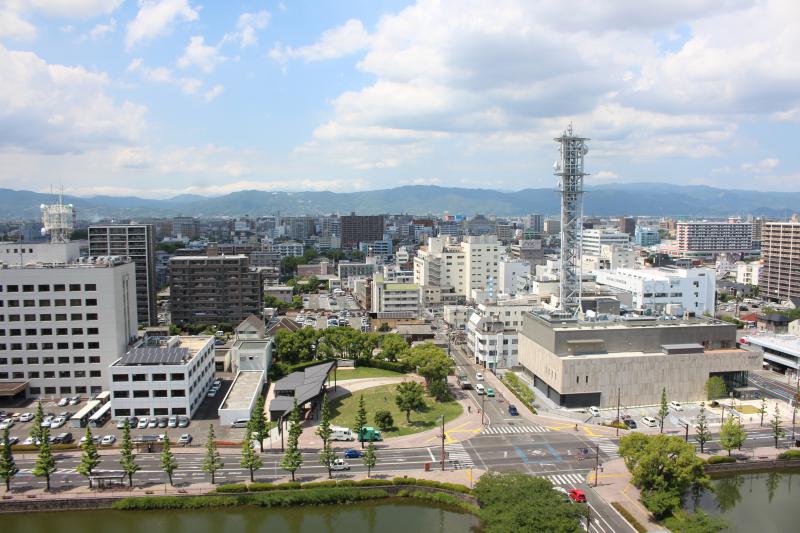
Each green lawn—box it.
[329,383,463,438]
[332,367,404,381]
[733,404,760,414]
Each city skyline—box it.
[1,1,799,198]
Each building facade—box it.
[581,228,631,257]
[635,226,661,247]
[676,221,753,256]
[341,213,384,248]
[593,267,715,315]
[370,274,421,315]
[88,224,157,326]
[760,222,800,302]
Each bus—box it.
[70,400,101,428]
[89,402,112,428]
[95,390,111,405]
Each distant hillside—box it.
[0,184,798,219]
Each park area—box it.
[332,367,404,381]
[329,383,463,437]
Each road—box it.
[749,370,800,403]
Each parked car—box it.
[49,417,67,429]
[0,436,19,447]
[128,416,139,428]
[669,401,683,411]
[100,435,116,446]
[156,434,167,442]
[19,412,34,423]
[177,434,192,445]
[116,417,128,429]
[623,418,638,429]
[80,434,101,445]
[475,372,484,381]
[486,388,495,397]
[158,417,168,428]
[554,486,570,500]
[168,416,178,428]
[148,418,158,428]
[508,404,519,416]
[137,417,149,429]
[40,416,54,428]
[207,389,218,398]
[589,406,601,417]
[330,458,350,471]
[22,437,41,446]
[344,449,363,458]
[57,398,69,407]
[178,416,190,428]
[68,396,81,406]
[0,419,13,430]
[569,489,586,503]
[641,416,658,427]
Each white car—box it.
[148,418,158,428]
[19,412,34,423]
[57,398,69,407]
[68,397,81,406]
[80,435,100,445]
[100,435,116,446]
[641,416,658,427]
[168,416,178,428]
[177,434,192,445]
[0,419,13,430]
[207,389,218,398]
[41,416,54,428]
[137,417,149,429]
[22,437,41,446]
[330,458,350,471]
[589,406,601,417]
[475,373,484,381]
[49,417,66,429]
[669,401,683,412]
[116,418,128,429]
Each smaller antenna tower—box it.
[40,186,74,243]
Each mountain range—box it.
[0,184,798,220]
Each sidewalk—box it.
[590,458,663,532]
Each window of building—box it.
[56,328,68,335]
[170,389,186,397]
[87,328,98,335]
[71,328,83,335]
[88,342,99,349]
[59,371,71,378]
[86,313,98,320]
[132,374,146,382]
[112,374,129,382]
[40,328,51,335]
[54,299,66,307]
[53,284,65,292]
[74,371,86,378]
[40,314,51,321]
[133,390,149,398]
[152,373,166,381]
[6,285,18,292]
[38,284,50,292]
[28,371,40,378]
[89,356,100,363]
[69,284,81,291]
[44,387,56,395]
[85,299,97,306]
[43,371,55,378]
[113,390,129,399]
[71,313,82,321]
[153,390,168,398]
[69,299,81,306]
[72,342,84,349]
[73,356,85,364]
[85,284,96,291]
[89,370,101,378]
[55,313,67,321]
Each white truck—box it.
[331,426,355,441]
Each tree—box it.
[395,381,426,423]
[663,510,727,533]
[160,433,178,486]
[316,394,335,478]
[240,431,262,482]
[249,393,270,453]
[374,410,394,432]
[76,426,101,488]
[618,433,710,520]
[657,388,669,434]
[770,403,784,448]
[30,401,45,445]
[119,419,139,487]
[694,403,711,454]
[354,394,368,448]
[32,426,56,491]
[380,333,409,361]
[201,425,224,484]
[760,396,768,427]
[363,438,377,478]
[406,343,454,401]
[473,472,583,533]
[719,416,746,456]
[280,399,304,481]
[705,376,727,400]
[0,427,19,491]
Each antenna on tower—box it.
[554,126,590,316]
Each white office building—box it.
[582,244,637,272]
[594,267,715,315]
[109,335,215,418]
[413,235,500,299]
[736,262,762,286]
[466,312,519,370]
[270,241,304,258]
[581,229,630,257]
[498,259,531,297]
[0,250,137,400]
[371,274,421,315]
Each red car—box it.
[568,489,586,503]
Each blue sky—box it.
[1,0,799,198]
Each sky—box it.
[1,0,799,198]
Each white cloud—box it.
[127,57,203,95]
[269,19,370,62]
[203,84,224,102]
[177,35,226,73]
[223,10,270,48]
[0,7,37,40]
[28,0,123,19]
[126,0,199,50]
[741,158,779,173]
[0,43,146,154]
[87,18,116,40]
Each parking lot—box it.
[590,401,704,430]
[297,291,368,331]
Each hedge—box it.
[707,455,737,465]
[214,478,469,494]
[777,450,800,460]
[397,489,479,514]
[611,502,647,533]
[391,477,473,494]
[11,443,79,452]
[355,357,411,373]
[113,488,390,510]
[500,372,537,415]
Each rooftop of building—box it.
[384,283,419,291]
[1,255,131,269]
[528,310,730,332]
[114,335,213,366]
[220,371,264,411]
[744,333,800,355]
[169,254,248,261]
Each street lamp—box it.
[438,415,446,471]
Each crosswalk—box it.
[444,442,474,468]
[593,438,619,456]
[481,424,550,435]
[543,473,587,486]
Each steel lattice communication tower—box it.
[554,125,589,315]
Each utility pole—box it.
[481,393,486,426]
[616,387,621,437]
[440,415,446,471]
[721,404,726,426]
[593,444,600,487]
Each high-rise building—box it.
[413,235,500,299]
[172,216,199,240]
[169,254,263,326]
[0,251,137,399]
[340,213,384,248]
[676,222,753,256]
[618,217,636,238]
[635,226,661,247]
[524,214,544,235]
[88,224,157,326]
[580,228,630,257]
[760,222,800,302]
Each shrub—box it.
[403,490,479,514]
[412,478,472,494]
[611,502,647,533]
[500,372,537,414]
[374,410,394,431]
[301,480,339,489]
[215,483,248,493]
[114,489,390,510]
[707,455,737,465]
[355,357,411,373]
[247,481,301,492]
[393,476,417,485]
[777,450,800,460]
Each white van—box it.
[641,416,658,427]
[589,406,601,417]
[475,384,486,395]
[331,427,355,441]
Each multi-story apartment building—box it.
[341,213,384,248]
[498,260,531,297]
[88,224,157,326]
[509,239,544,266]
[635,226,661,247]
[370,274,421,315]
[760,222,800,302]
[338,261,380,280]
[109,335,215,419]
[413,235,500,299]
[580,228,630,257]
[172,216,199,240]
[582,244,637,272]
[466,313,518,370]
[594,267,715,315]
[270,241,304,258]
[169,254,263,326]
[462,235,500,299]
[736,261,762,286]
[676,221,753,257]
[0,249,137,399]
[618,217,636,238]
[524,214,544,235]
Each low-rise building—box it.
[338,261,379,280]
[371,274,421,315]
[594,267,715,315]
[265,286,293,304]
[742,333,799,374]
[736,262,762,286]
[109,335,215,419]
[466,313,518,370]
